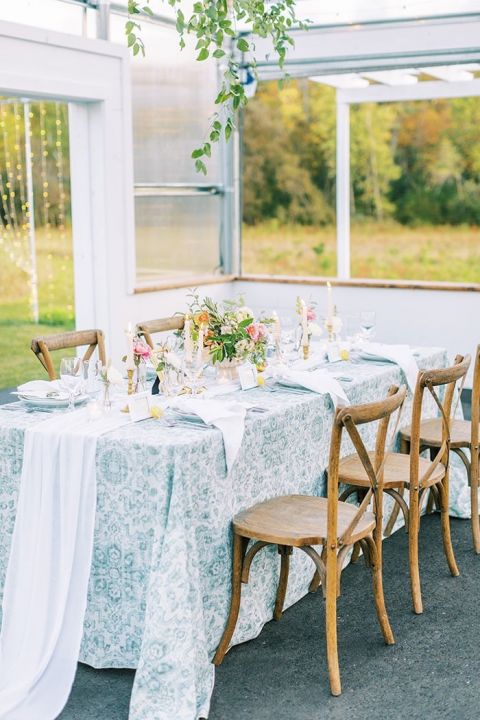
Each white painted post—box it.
[336,98,350,279]
[24,101,39,323]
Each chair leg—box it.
[438,476,460,577]
[470,456,480,554]
[350,541,361,564]
[274,545,292,621]
[384,487,404,537]
[325,567,341,696]
[408,488,423,614]
[366,535,394,645]
[385,436,409,537]
[213,533,249,665]
[426,448,439,514]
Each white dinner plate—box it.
[18,394,89,409]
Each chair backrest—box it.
[136,315,185,349]
[327,384,407,549]
[31,329,107,380]
[409,354,471,487]
[470,345,480,451]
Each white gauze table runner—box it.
[0,407,129,720]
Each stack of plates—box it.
[13,389,88,409]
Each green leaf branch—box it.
[127,1,306,173]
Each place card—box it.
[327,345,342,363]
[128,391,151,422]
[238,363,258,390]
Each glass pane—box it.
[350,97,480,282]
[0,0,85,34]
[242,78,336,276]
[295,0,480,25]
[0,98,75,392]
[110,14,220,183]
[135,195,221,282]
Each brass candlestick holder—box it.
[325,319,334,343]
[127,368,135,395]
[302,343,310,360]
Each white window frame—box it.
[0,18,135,346]
[336,78,480,278]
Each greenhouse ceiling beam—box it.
[338,78,480,104]
[247,16,480,80]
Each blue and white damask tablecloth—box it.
[0,347,472,720]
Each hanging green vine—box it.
[126,1,306,173]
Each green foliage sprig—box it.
[127,1,306,174]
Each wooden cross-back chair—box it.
[31,329,107,380]
[397,346,480,553]
[136,315,185,349]
[213,385,407,697]
[339,354,471,616]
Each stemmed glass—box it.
[360,311,376,341]
[59,357,83,411]
[183,355,204,397]
[162,367,183,399]
[83,360,103,401]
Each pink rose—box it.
[257,323,267,339]
[133,340,151,359]
[246,324,260,342]
[307,308,316,322]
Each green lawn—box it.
[0,227,74,389]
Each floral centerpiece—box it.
[183,293,272,373]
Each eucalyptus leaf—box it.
[126,0,307,173]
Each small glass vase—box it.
[102,381,112,411]
[135,361,147,393]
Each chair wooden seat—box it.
[400,418,472,449]
[234,495,376,547]
[339,451,446,489]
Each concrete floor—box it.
[60,514,480,720]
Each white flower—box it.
[106,365,123,385]
[308,322,323,337]
[165,351,182,370]
[235,339,251,355]
[236,306,254,321]
[221,325,233,335]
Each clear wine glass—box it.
[360,311,376,341]
[59,357,83,411]
[83,360,103,401]
[162,367,183,398]
[183,355,204,397]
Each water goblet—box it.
[183,355,204,396]
[59,357,83,411]
[360,311,376,341]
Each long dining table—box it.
[0,346,471,720]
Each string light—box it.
[39,101,55,323]
[0,102,29,276]
[54,102,73,322]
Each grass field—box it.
[1,221,480,390]
[0,227,74,389]
[242,221,480,282]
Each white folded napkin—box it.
[172,398,246,472]
[276,366,349,407]
[16,379,67,399]
[0,408,130,719]
[359,342,418,391]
